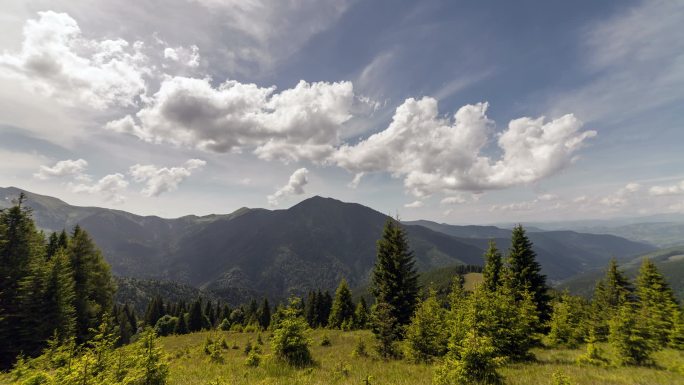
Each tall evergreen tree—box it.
[68,225,116,343]
[371,218,419,330]
[405,288,448,363]
[144,296,165,327]
[305,291,318,327]
[328,279,355,329]
[503,224,550,326]
[354,297,370,329]
[482,241,503,292]
[188,298,205,332]
[258,298,271,330]
[590,258,632,339]
[635,258,678,345]
[0,193,46,368]
[43,249,77,342]
[317,290,333,327]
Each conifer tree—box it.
[305,291,318,327]
[405,288,448,363]
[188,299,205,332]
[591,258,632,339]
[328,279,355,329]
[482,241,503,292]
[145,296,165,327]
[353,297,369,329]
[635,258,677,345]
[670,306,684,350]
[371,302,400,359]
[271,297,312,367]
[317,290,333,327]
[434,329,503,385]
[174,313,189,335]
[44,249,77,342]
[0,194,45,368]
[68,225,116,343]
[609,301,654,366]
[547,292,588,348]
[371,218,419,331]
[504,224,550,326]
[258,298,271,330]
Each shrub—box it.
[218,318,231,331]
[576,332,609,366]
[351,338,368,358]
[245,349,261,367]
[321,335,332,347]
[154,315,179,337]
[551,370,572,385]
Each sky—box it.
[0,0,683,224]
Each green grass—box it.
[155,329,684,385]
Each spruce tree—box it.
[547,292,588,348]
[317,291,333,327]
[590,258,632,339]
[258,298,271,330]
[405,288,448,363]
[328,279,355,329]
[0,194,46,368]
[271,297,312,367]
[68,225,115,343]
[371,218,419,330]
[353,297,369,329]
[188,299,205,332]
[609,301,654,366]
[504,224,550,326]
[44,249,77,342]
[305,291,318,327]
[482,241,503,292]
[635,258,677,345]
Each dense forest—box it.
[1,194,683,384]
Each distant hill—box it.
[1,187,656,304]
[404,220,654,282]
[558,246,684,301]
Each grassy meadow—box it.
[152,329,683,385]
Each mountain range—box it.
[0,186,657,304]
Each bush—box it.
[351,338,368,358]
[321,335,332,347]
[551,370,572,385]
[154,315,179,337]
[576,333,609,366]
[218,318,231,331]
[245,349,261,367]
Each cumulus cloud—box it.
[441,195,467,205]
[0,11,149,109]
[34,158,89,180]
[71,173,128,203]
[107,77,358,163]
[129,158,206,197]
[334,97,596,197]
[267,168,309,206]
[649,180,684,196]
[404,200,424,208]
[162,45,200,67]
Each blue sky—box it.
[0,0,683,223]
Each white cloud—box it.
[334,97,596,197]
[71,173,128,203]
[162,45,200,67]
[404,200,424,209]
[34,158,88,180]
[267,168,309,206]
[107,77,358,163]
[129,158,206,197]
[441,195,466,205]
[0,11,149,109]
[649,180,684,196]
[537,193,558,201]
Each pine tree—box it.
[434,329,503,385]
[68,225,116,343]
[590,258,632,339]
[482,241,503,292]
[328,279,355,329]
[670,306,684,350]
[547,292,588,348]
[145,296,165,327]
[371,218,419,331]
[405,288,448,363]
[317,290,333,327]
[188,298,205,332]
[353,297,369,329]
[0,193,45,368]
[504,224,550,327]
[44,249,77,342]
[174,313,189,335]
[258,298,271,330]
[609,301,655,366]
[271,297,312,367]
[305,291,318,327]
[371,302,400,359]
[635,258,677,345]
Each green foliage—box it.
[576,331,609,366]
[244,348,261,367]
[188,299,205,332]
[670,306,684,349]
[328,279,355,329]
[609,302,655,366]
[590,258,632,340]
[635,258,678,346]
[154,315,179,337]
[258,298,271,330]
[551,370,572,385]
[174,313,189,335]
[320,335,331,346]
[270,298,313,367]
[371,302,400,359]
[353,297,369,329]
[371,218,419,330]
[405,288,448,363]
[351,338,368,358]
[503,224,551,328]
[547,292,589,348]
[482,240,503,292]
[434,330,503,385]
[218,318,231,331]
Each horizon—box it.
[1,1,683,223]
